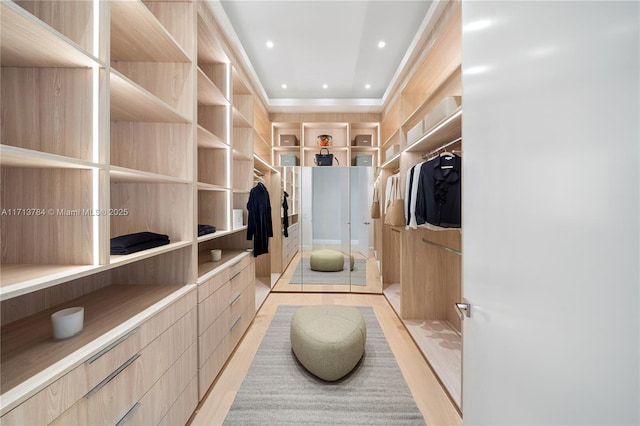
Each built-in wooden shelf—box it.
[0,146,102,170]
[196,229,237,244]
[197,183,229,192]
[197,250,249,282]
[232,108,252,128]
[0,1,100,68]
[110,0,189,63]
[110,166,191,184]
[232,149,253,161]
[0,264,100,302]
[110,241,192,267]
[197,125,228,149]
[0,284,192,408]
[405,108,462,153]
[110,72,191,123]
[197,68,228,106]
[404,319,462,407]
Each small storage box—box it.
[353,135,372,146]
[407,121,424,144]
[280,154,298,166]
[233,209,243,228]
[280,134,298,146]
[385,144,399,160]
[423,96,462,132]
[354,154,373,166]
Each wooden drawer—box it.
[198,279,231,332]
[123,342,197,425]
[229,261,254,304]
[50,306,197,426]
[158,375,198,426]
[227,254,251,278]
[198,268,229,304]
[198,332,232,399]
[198,307,231,365]
[0,289,197,426]
[158,376,198,426]
[230,280,254,321]
[50,354,145,425]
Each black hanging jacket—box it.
[282,191,289,237]
[247,182,273,257]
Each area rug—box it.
[288,258,367,285]
[223,305,425,425]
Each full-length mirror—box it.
[273,166,381,293]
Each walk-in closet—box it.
[2,0,638,425]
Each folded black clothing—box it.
[198,224,216,236]
[110,238,170,255]
[110,231,170,251]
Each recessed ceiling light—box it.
[365,84,371,89]
[266,40,274,48]
[377,41,386,48]
[322,84,328,89]
[281,83,287,89]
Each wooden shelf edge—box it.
[197,125,229,149]
[0,265,103,302]
[0,284,196,415]
[110,0,190,63]
[196,250,251,283]
[109,241,193,267]
[196,229,235,243]
[197,182,228,191]
[0,1,102,68]
[109,166,191,184]
[197,68,229,106]
[110,71,191,124]
[0,146,103,170]
[405,108,462,153]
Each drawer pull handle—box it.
[116,402,141,426]
[85,354,140,399]
[85,327,139,365]
[230,316,242,331]
[230,293,242,306]
[230,271,241,281]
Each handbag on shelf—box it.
[314,148,339,166]
[371,187,381,219]
[384,177,405,227]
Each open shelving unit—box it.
[377,0,463,410]
[1,1,269,423]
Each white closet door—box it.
[462,1,639,424]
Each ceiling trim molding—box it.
[204,0,448,114]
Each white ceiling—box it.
[213,0,434,112]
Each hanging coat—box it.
[247,182,273,257]
[282,191,289,238]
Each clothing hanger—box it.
[439,152,455,169]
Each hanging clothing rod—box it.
[253,168,265,176]
[421,237,461,255]
[421,137,463,160]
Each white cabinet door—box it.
[462,1,639,424]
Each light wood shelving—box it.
[1,0,267,422]
[377,0,463,410]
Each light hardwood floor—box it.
[188,290,462,425]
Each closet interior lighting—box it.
[406,109,463,152]
[421,137,463,160]
[380,152,401,170]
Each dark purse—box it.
[314,148,339,166]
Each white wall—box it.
[462,1,639,424]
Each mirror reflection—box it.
[273,166,381,293]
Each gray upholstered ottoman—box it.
[310,249,355,272]
[290,305,366,381]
